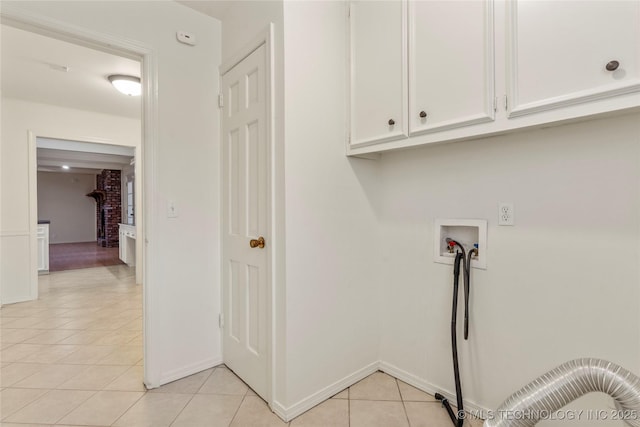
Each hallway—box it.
[1,266,483,426]
[1,265,143,424]
[48,242,124,272]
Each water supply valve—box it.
[434,219,487,270]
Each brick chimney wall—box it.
[96,169,121,248]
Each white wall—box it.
[377,112,640,425]
[272,3,640,422]
[275,3,640,422]
[1,1,222,388]
[221,0,283,63]
[281,0,381,415]
[221,1,381,416]
[1,97,140,303]
[37,171,96,243]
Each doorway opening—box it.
[2,8,156,384]
[36,138,138,276]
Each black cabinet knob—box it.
[606,60,620,71]
[388,119,395,126]
[419,111,427,118]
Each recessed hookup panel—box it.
[434,218,487,269]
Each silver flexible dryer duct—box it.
[484,358,640,427]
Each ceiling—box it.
[37,138,135,175]
[1,24,141,119]
[38,148,134,175]
[176,1,232,19]
[0,1,229,119]
[2,2,237,173]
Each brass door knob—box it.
[249,236,265,249]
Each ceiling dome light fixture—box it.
[108,75,142,96]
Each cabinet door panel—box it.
[508,0,640,117]
[37,225,49,272]
[409,0,494,135]
[37,236,46,271]
[119,231,125,262]
[350,0,407,147]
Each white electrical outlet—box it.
[498,202,514,226]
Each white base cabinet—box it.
[119,224,136,267]
[37,224,49,274]
[347,0,640,156]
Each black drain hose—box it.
[464,250,473,340]
[436,239,473,427]
[435,251,469,427]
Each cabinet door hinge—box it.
[348,4,351,18]
[218,313,224,329]
[503,95,508,111]
[218,94,224,108]
[493,97,498,112]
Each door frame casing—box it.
[1,4,160,387]
[219,23,276,408]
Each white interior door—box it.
[221,44,270,401]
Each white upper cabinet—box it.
[349,0,408,148]
[506,0,640,118]
[347,0,640,156]
[409,0,494,135]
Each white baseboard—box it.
[1,295,35,305]
[270,400,288,422]
[276,361,380,422]
[379,360,489,417]
[151,356,223,389]
[266,359,491,423]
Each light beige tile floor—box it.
[0,265,484,426]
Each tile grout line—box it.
[106,390,147,426]
[107,387,148,427]
[225,386,248,427]
[0,387,49,421]
[158,391,198,427]
[195,366,217,394]
[166,367,217,427]
[348,385,351,427]
[51,388,99,425]
[396,378,412,427]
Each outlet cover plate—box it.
[498,202,514,226]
